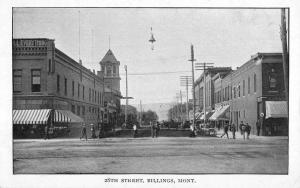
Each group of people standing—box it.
[220,121,252,140]
[150,121,160,138]
[80,124,104,141]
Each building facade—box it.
[13,38,122,137]
[196,53,288,136]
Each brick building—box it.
[12,38,122,137]
[205,53,288,136]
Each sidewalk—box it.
[216,130,269,139]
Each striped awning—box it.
[209,105,230,121]
[13,109,51,125]
[266,101,288,119]
[54,110,84,123]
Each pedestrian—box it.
[98,123,104,138]
[151,121,157,138]
[241,123,247,140]
[231,123,236,139]
[91,124,96,139]
[256,120,260,136]
[44,125,49,140]
[239,121,244,135]
[190,124,196,137]
[156,121,160,137]
[220,123,229,139]
[246,123,251,139]
[80,124,87,141]
[132,124,137,138]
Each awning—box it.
[54,110,84,123]
[13,109,51,125]
[209,105,230,121]
[197,110,214,120]
[195,112,202,119]
[266,101,288,119]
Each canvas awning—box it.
[209,105,230,121]
[54,110,84,123]
[197,110,214,120]
[266,101,288,119]
[13,109,51,125]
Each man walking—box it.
[231,123,236,139]
[240,122,246,140]
[220,123,229,139]
[44,125,49,140]
[80,124,87,141]
[132,124,137,138]
[256,120,261,136]
[246,123,251,139]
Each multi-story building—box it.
[208,53,288,136]
[12,38,122,137]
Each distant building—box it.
[99,49,122,128]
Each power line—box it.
[119,70,191,76]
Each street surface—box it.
[13,136,288,174]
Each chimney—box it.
[93,69,95,74]
[236,67,239,70]
[79,59,82,65]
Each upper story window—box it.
[83,86,85,100]
[31,69,41,92]
[233,87,236,98]
[113,65,116,75]
[107,66,112,77]
[269,68,277,90]
[243,80,245,96]
[13,69,22,93]
[64,77,67,96]
[72,81,74,97]
[238,84,240,97]
[248,76,251,94]
[254,73,257,92]
[78,83,80,98]
[57,74,60,93]
[101,65,105,72]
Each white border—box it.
[1,0,300,188]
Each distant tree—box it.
[139,110,158,125]
[167,102,193,122]
[120,105,138,127]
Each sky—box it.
[13,8,283,105]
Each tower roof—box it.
[100,49,118,64]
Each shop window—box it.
[71,105,75,113]
[77,106,80,116]
[13,69,22,92]
[82,106,85,116]
[31,69,41,92]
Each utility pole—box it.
[180,90,183,124]
[195,62,214,125]
[180,76,192,121]
[280,8,289,111]
[188,45,196,130]
[140,100,142,126]
[124,65,128,127]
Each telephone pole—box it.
[180,76,192,121]
[195,62,214,125]
[280,8,289,111]
[124,65,128,127]
[140,100,142,126]
[188,45,196,129]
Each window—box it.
[101,65,105,72]
[80,70,82,81]
[238,84,240,97]
[89,88,91,102]
[254,73,257,92]
[71,105,75,113]
[113,65,116,75]
[89,106,91,113]
[57,74,60,93]
[48,59,51,73]
[83,86,85,100]
[77,106,80,116]
[78,83,80,98]
[72,81,74,97]
[82,106,85,116]
[13,69,22,92]
[233,87,236,98]
[243,80,245,96]
[107,66,112,77]
[64,77,67,96]
[248,76,250,94]
[31,69,41,92]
